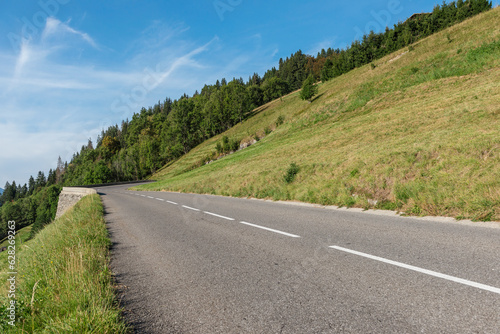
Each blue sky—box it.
[2,0,492,187]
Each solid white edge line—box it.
[239,221,300,238]
[166,200,178,205]
[182,205,200,212]
[203,211,235,221]
[330,246,500,295]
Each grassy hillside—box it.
[0,195,128,333]
[0,225,31,249]
[139,8,500,222]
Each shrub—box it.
[230,138,240,152]
[216,136,240,155]
[216,142,223,154]
[276,115,285,127]
[284,162,300,183]
[222,136,230,152]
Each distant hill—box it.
[139,7,500,222]
[0,188,3,195]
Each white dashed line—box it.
[182,205,201,212]
[203,211,235,221]
[330,246,500,295]
[238,221,300,238]
[137,195,299,238]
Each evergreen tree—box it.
[28,175,35,195]
[300,75,318,102]
[36,171,46,189]
[47,169,56,185]
[56,156,65,184]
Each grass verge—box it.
[0,195,128,333]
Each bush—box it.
[216,142,223,154]
[222,136,230,152]
[284,163,300,183]
[276,115,285,127]
[216,136,240,155]
[230,138,240,152]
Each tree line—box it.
[0,167,62,241]
[320,0,493,81]
[0,0,492,240]
[60,0,490,187]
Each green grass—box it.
[0,195,129,333]
[138,8,500,222]
[0,226,32,250]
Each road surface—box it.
[98,183,500,333]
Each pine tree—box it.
[56,156,65,184]
[28,176,35,195]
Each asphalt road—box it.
[98,183,500,333]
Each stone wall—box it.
[55,187,97,219]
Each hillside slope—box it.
[139,8,500,221]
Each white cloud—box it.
[0,17,223,186]
[14,39,32,76]
[0,15,279,187]
[42,17,97,48]
[0,121,88,185]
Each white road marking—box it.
[182,205,201,212]
[203,211,235,221]
[147,196,154,199]
[141,195,146,197]
[156,198,164,201]
[330,246,500,295]
[166,200,178,205]
[239,221,300,238]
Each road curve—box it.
[98,183,500,333]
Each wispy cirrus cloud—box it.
[0,16,223,185]
[42,17,98,48]
[1,9,281,187]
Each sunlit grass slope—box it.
[140,8,500,221]
[0,195,128,333]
